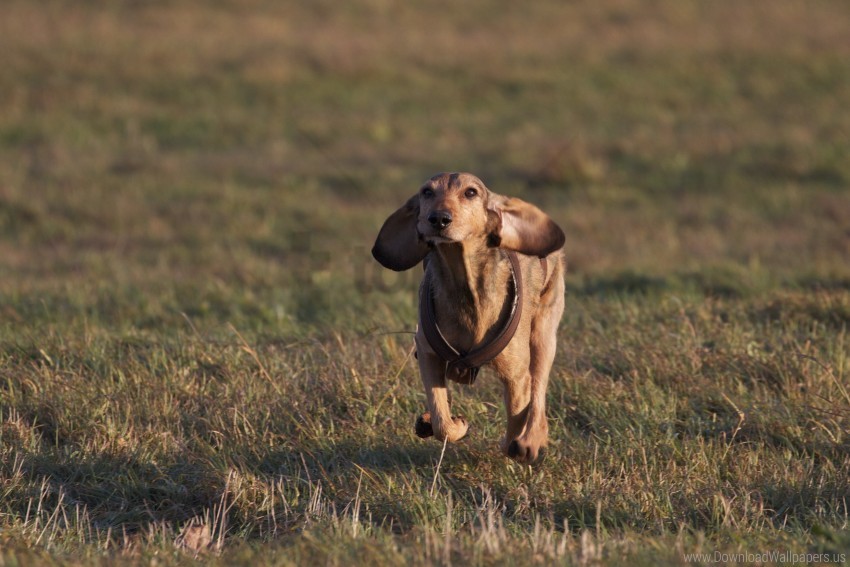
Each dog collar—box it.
[420,249,525,384]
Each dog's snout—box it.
[428,210,453,229]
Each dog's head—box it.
[372,172,565,271]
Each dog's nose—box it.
[428,210,453,229]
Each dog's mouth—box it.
[423,234,454,244]
[418,226,457,244]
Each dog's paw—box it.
[415,412,469,442]
[504,437,547,465]
[415,412,434,438]
[445,415,469,442]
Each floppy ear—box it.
[487,195,565,258]
[371,194,430,271]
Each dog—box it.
[372,172,565,463]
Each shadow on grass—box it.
[12,450,225,533]
[256,438,446,476]
[252,437,484,533]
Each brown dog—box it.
[372,172,565,463]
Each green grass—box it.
[1,0,850,564]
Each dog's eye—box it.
[464,187,478,199]
[421,187,434,198]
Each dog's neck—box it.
[428,240,512,346]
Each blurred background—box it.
[2,0,849,335]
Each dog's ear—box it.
[372,194,430,271]
[487,195,565,258]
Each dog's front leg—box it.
[414,336,469,442]
[502,369,549,464]
[499,371,534,458]
[502,285,563,463]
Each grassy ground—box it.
[2,0,850,564]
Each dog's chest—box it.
[432,282,513,354]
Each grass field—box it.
[2,1,850,564]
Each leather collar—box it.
[420,249,525,384]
